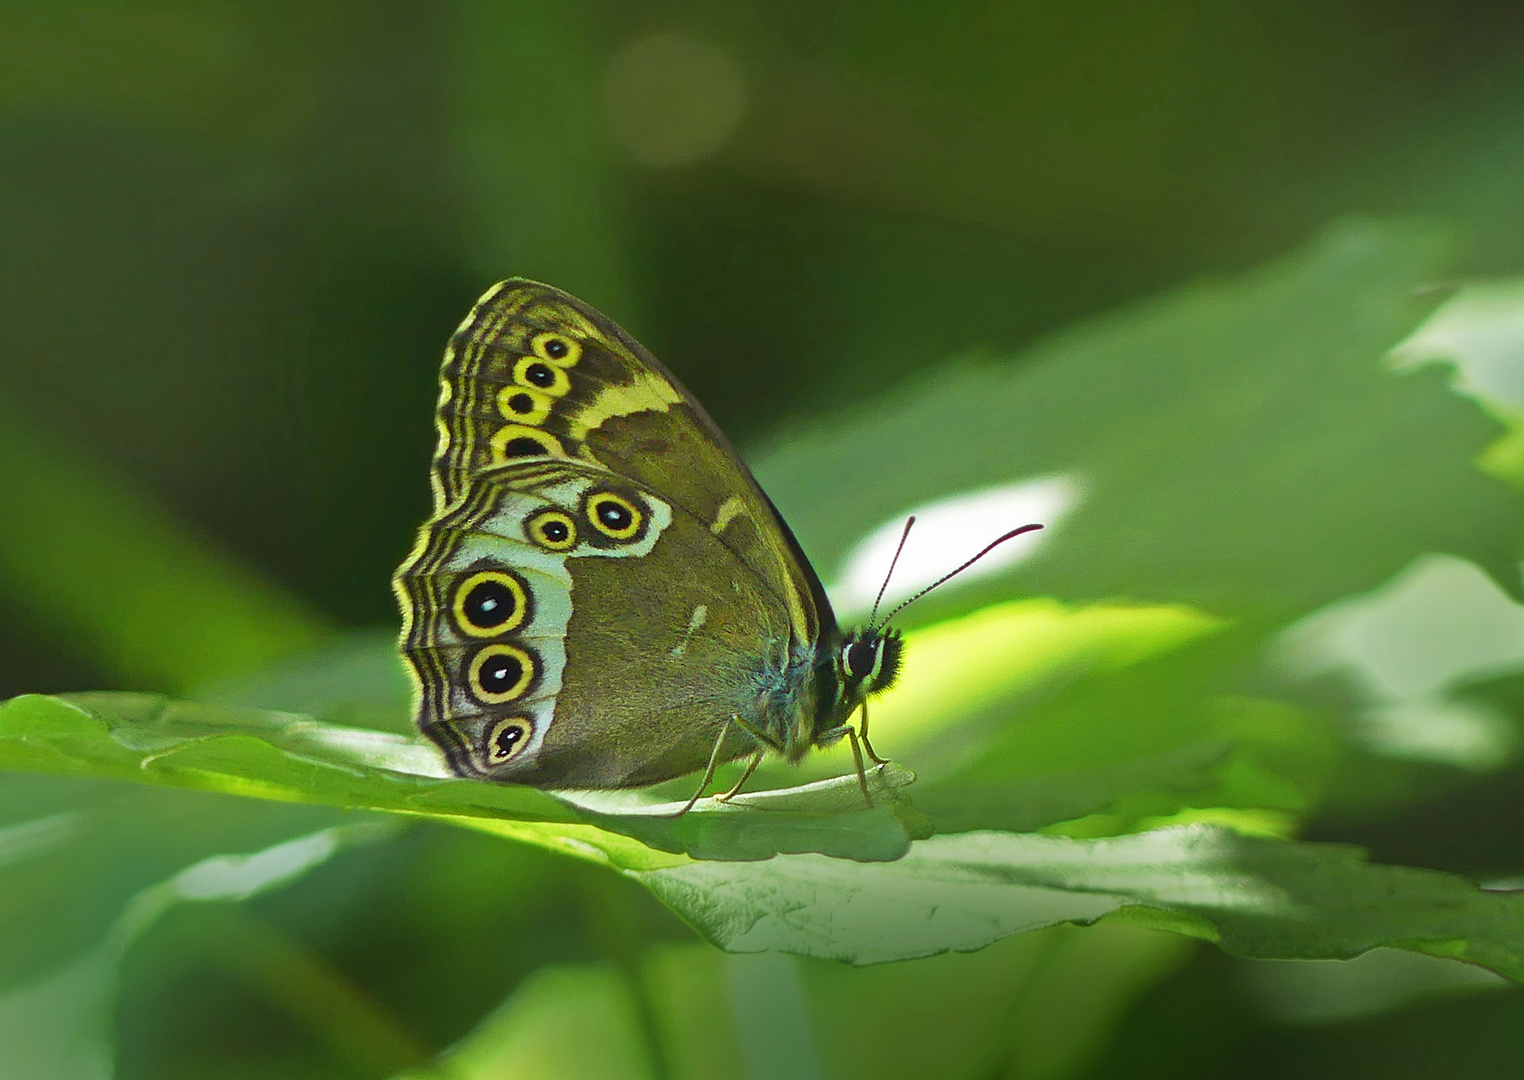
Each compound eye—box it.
[846,639,879,680]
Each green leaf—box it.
[781,602,1338,837]
[759,219,1522,626]
[5,219,1522,996]
[0,774,346,994]
[0,812,391,1080]
[2,694,1521,979]
[0,694,923,864]
[634,826,1524,975]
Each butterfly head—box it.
[836,625,904,702]
[824,518,1045,722]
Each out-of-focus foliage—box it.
[7,2,1524,1079]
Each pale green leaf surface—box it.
[0,694,922,863]
[0,773,346,994]
[1239,947,1508,1026]
[757,605,1335,836]
[636,826,1524,976]
[909,630,1341,835]
[213,608,1321,844]
[3,694,1522,977]
[0,816,389,1080]
[193,614,1319,843]
[206,608,1281,841]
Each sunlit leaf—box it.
[1,694,1520,978]
[0,694,923,863]
[635,826,1524,975]
[761,219,1521,628]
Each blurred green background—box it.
[7,1,1524,1078]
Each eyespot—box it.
[467,643,536,704]
[513,356,570,397]
[496,384,552,426]
[526,508,578,551]
[451,570,529,638]
[584,490,644,541]
[483,715,534,766]
[532,331,582,367]
[491,424,564,462]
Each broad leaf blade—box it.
[0,694,921,863]
[635,826,1524,976]
[760,219,1521,626]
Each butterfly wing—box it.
[430,279,831,650]
[397,281,841,787]
[394,457,824,787]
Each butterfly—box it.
[393,280,1037,810]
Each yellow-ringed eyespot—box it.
[496,384,553,426]
[491,424,564,462]
[532,331,582,367]
[483,715,534,766]
[451,569,529,638]
[513,355,570,397]
[467,643,536,705]
[584,490,644,541]
[525,508,578,551]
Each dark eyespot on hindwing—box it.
[451,569,530,637]
[583,490,646,542]
[467,643,536,704]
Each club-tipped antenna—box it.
[868,516,917,626]
[875,523,1044,628]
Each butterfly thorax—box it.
[746,639,834,764]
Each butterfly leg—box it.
[727,714,787,754]
[713,750,764,803]
[845,727,874,809]
[858,700,890,766]
[669,717,734,818]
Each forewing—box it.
[432,279,831,648]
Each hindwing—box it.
[394,458,824,787]
[395,458,667,778]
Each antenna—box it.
[868,516,916,626]
[875,523,1043,628]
